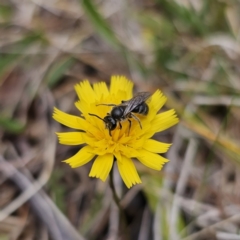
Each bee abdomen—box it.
[132,103,149,115]
[140,104,149,115]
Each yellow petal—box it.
[148,90,167,120]
[75,81,96,103]
[110,76,133,99]
[153,109,179,132]
[113,151,122,162]
[63,146,95,168]
[145,109,179,138]
[117,156,141,188]
[143,139,171,153]
[52,107,86,130]
[56,132,85,145]
[89,154,113,181]
[93,82,109,100]
[128,138,145,149]
[119,144,139,158]
[75,100,89,116]
[137,149,169,170]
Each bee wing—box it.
[123,92,151,115]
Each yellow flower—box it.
[53,76,179,188]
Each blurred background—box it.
[1,0,240,239]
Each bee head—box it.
[88,113,117,136]
[103,116,117,131]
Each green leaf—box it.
[81,0,121,49]
[0,4,13,21]
[45,57,75,88]
[80,0,148,78]
[156,0,207,36]
[0,117,25,133]
[0,33,43,79]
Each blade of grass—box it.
[156,0,207,36]
[80,0,148,77]
[0,116,25,133]
[0,33,44,79]
[45,57,75,88]
[81,0,121,50]
[0,3,13,21]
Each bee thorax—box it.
[111,106,125,119]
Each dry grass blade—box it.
[1,0,240,239]
[182,212,240,240]
[0,157,85,240]
[170,138,199,240]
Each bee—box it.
[89,92,151,136]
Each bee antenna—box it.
[88,113,105,122]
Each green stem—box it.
[109,167,130,240]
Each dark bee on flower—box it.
[89,92,151,136]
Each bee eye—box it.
[109,119,117,130]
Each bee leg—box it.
[131,113,142,129]
[96,103,117,107]
[128,119,132,135]
[119,122,122,129]
[109,129,112,136]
